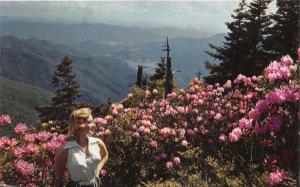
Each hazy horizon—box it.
[0,0,277,35]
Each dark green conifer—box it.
[150,55,166,81]
[205,0,249,84]
[265,0,300,60]
[205,0,272,83]
[36,56,81,131]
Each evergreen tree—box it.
[36,56,81,131]
[150,55,166,81]
[205,0,272,84]
[136,65,148,89]
[205,0,249,84]
[244,0,272,75]
[265,0,300,60]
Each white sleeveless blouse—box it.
[64,136,101,182]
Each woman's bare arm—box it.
[97,139,108,172]
[54,145,68,187]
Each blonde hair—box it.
[65,108,93,141]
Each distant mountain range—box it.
[0,18,225,124]
[0,36,136,103]
[0,16,214,45]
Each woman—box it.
[54,108,108,187]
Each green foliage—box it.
[205,0,249,84]
[36,56,81,132]
[150,56,166,81]
[0,77,53,135]
[265,0,300,60]
[121,87,147,108]
[205,0,272,84]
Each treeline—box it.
[205,0,299,84]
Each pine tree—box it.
[244,0,272,75]
[265,0,300,60]
[36,56,81,131]
[136,65,148,89]
[205,0,249,84]
[204,0,272,84]
[150,55,166,81]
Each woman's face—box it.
[77,118,94,135]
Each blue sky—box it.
[0,1,276,34]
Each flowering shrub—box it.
[0,121,65,186]
[97,52,299,186]
[0,50,299,186]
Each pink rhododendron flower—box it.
[44,136,64,153]
[12,146,26,157]
[138,125,145,132]
[280,55,293,66]
[0,114,12,126]
[35,131,52,142]
[13,123,28,134]
[234,74,246,84]
[187,129,195,136]
[167,92,177,98]
[160,127,172,138]
[0,136,11,148]
[297,47,300,58]
[178,128,185,139]
[145,90,151,98]
[152,89,158,94]
[181,140,188,147]
[190,94,198,100]
[100,169,108,177]
[219,134,226,142]
[196,116,203,122]
[265,86,299,106]
[228,127,242,142]
[165,161,173,169]
[104,129,111,136]
[141,120,151,127]
[214,113,222,121]
[132,132,140,138]
[238,118,253,129]
[94,117,108,126]
[267,169,286,186]
[23,133,36,143]
[14,159,34,176]
[176,106,186,114]
[111,103,123,110]
[149,140,158,149]
[264,55,294,82]
[25,143,40,154]
[112,109,118,115]
[223,80,232,89]
[172,157,181,166]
